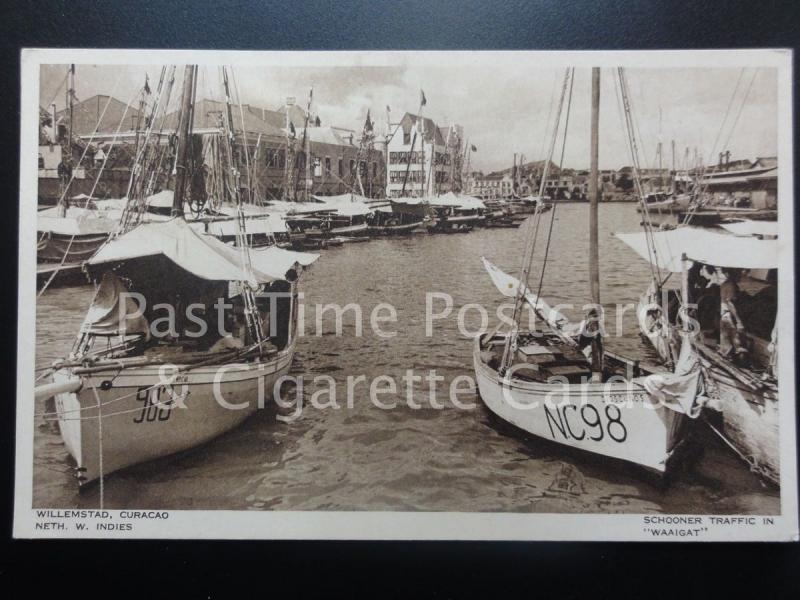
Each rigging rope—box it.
[533,68,575,306]
[501,67,571,372]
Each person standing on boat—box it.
[578,307,604,382]
[719,268,749,365]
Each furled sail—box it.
[481,257,579,337]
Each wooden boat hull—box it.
[636,288,780,485]
[473,338,687,473]
[485,219,521,229]
[52,347,294,485]
[37,231,109,263]
[328,222,370,237]
[705,368,779,485]
[368,221,424,235]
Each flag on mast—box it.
[471,144,477,152]
[364,109,373,133]
[420,89,427,107]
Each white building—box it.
[385,112,458,198]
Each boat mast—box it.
[172,64,197,217]
[588,66,602,378]
[67,64,75,159]
[589,67,601,306]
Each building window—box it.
[324,156,331,176]
[314,157,322,177]
[338,158,343,176]
[266,148,286,169]
[403,131,411,145]
[350,159,356,175]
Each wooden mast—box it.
[589,67,601,306]
[67,64,75,156]
[172,65,197,217]
[588,67,602,379]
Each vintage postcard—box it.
[14,48,797,540]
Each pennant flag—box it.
[471,144,477,152]
[144,74,151,95]
[315,115,321,126]
[386,105,391,113]
[420,89,427,107]
[364,110,373,133]
[289,121,296,137]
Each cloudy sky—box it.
[40,62,777,172]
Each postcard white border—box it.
[15,48,798,541]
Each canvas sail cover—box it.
[719,220,778,237]
[82,272,150,338]
[642,338,704,417]
[431,192,485,210]
[87,218,318,283]
[197,213,289,236]
[311,193,371,204]
[614,227,778,272]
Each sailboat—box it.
[473,68,703,475]
[612,68,780,486]
[35,65,319,487]
[37,65,129,280]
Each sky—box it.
[39,63,778,173]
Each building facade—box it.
[38,95,386,204]
[385,113,461,198]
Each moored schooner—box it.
[35,65,319,488]
[473,67,705,475]
[612,67,780,486]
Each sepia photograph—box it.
[14,49,797,540]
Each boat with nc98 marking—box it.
[473,67,706,476]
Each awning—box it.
[87,218,318,283]
[199,214,289,236]
[311,193,371,204]
[38,214,117,236]
[289,200,373,216]
[614,226,778,272]
[146,190,175,208]
[719,220,778,237]
[432,192,486,210]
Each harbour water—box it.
[33,203,779,513]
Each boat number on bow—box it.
[544,403,627,443]
[133,386,174,424]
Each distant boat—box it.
[368,202,425,235]
[425,192,485,233]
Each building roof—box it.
[163,99,285,137]
[396,113,446,145]
[294,126,353,147]
[55,94,142,136]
